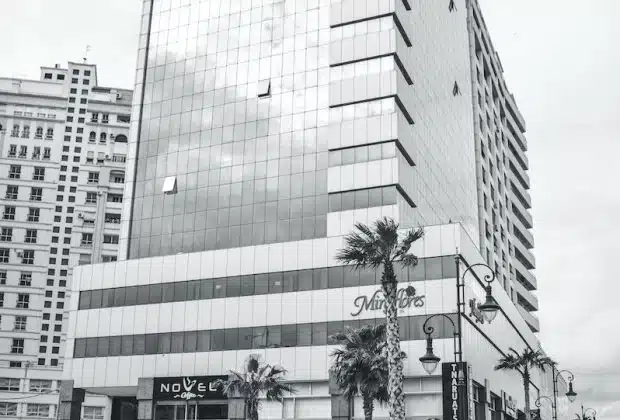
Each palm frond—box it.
[394,227,424,264]
[373,217,399,256]
[336,222,384,269]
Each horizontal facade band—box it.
[330,95,413,125]
[329,139,415,167]
[77,255,456,310]
[72,313,457,359]
[331,53,413,86]
[331,14,412,48]
[329,184,415,209]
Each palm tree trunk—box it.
[362,394,375,420]
[523,370,531,420]
[382,261,406,420]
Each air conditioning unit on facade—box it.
[77,213,84,219]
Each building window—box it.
[33,167,45,181]
[81,233,93,246]
[0,249,9,263]
[86,192,97,204]
[83,406,105,420]
[0,248,9,264]
[88,172,99,184]
[111,173,125,183]
[8,144,17,157]
[102,113,109,123]
[0,228,12,242]
[103,234,119,244]
[44,73,52,79]
[26,404,50,418]
[0,377,20,391]
[32,146,41,159]
[104,213,121,224]
[5,185,18,200]
[22,125,30,138]
[3,207,16,220]
[0,403,18,416]
[0,270,6,284]
[19,145,27,158]
[25,229,38,244]
[89,131,96,142]
[14,316,27,331]
[30,187,43,201]
[0,292,3,306]
[78,254,91,265]
[8,165,21,179]
[107,194,123,203]
[102,255,118,262]
[19,272,32,286]
[22,250,35,265]
[91,113,99,122]
[43,147,51,159]
[29,380,52,393]
[46,128,54,139]
[11,338,24,353]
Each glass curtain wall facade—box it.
[128,0,330,258]
[124,0,480,259]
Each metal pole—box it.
[552,366,558,420]
[455,255,463,363]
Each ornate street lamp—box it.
[462,263,500,323]
[552,369,578,420]
[535,395,555,420]
[418,313,460,377]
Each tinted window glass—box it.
[281,325,297,347]
[184,331,197,352]
[97,337,109,357]
[200,279,213,299]
[213,279,226,298]
[442,256,457,278]
[174,282,187,301]
[210,330,225,350]
[298,270,313,291]
[312,322,327,345]
[328,266,343,288]
[197,331,210,351]
[269,272,283,293]
[125,286,138,306]
[133,335,146,355]
[240,276,254,296]
[171,332,184,353]
[137,285,150,305]
[238,328,253,349]
[313,268,328,289]
[224,329,238,350]
[145,334,158,354]
[254,274,269,294]
[252,327,267,348]
[157,333,171,353]
[343,268,359,287]
[282,271,297,292]
[226,276,241,297]
[121,336,133,356]
[359,268,376,286]
[267,326,281,348]
[90,290,102,309]
[162,283,174,303]
[187,281,200,300]
[109,336,121,356]
[85,338,97,357]
[102,289,115,307]
[149,284,163,303]
[113,288,125,306]
[78,292,91,310]
[425,257,443,279]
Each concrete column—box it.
[329,371,351,420]
[58,380,85,420]
[136,378,154,420]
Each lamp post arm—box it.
[460,263,497,286]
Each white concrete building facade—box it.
[0,65,132,419]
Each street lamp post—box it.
[552,369,578,420]
[417,258,500,376]
[534,395,555,420]
[580,405,596,420]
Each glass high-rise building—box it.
[61,1,545,420]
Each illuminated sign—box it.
[153,376,227,401]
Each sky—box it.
[1,0,619,418]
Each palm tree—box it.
[330,324,389,420]
[336,217,424,420]
[215,355,296,420]
[494,348,555,420]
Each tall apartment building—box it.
[0,63,131,419]
[61,1,550,420]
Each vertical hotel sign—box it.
[442,362,469,420]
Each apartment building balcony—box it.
[513,238,536,269]
[512,277,539,311]
[510,181,532,209]
[512,216,534,249]
[509,162,530,190]
[505,93,527,134]
[507,139,529,171]
[510,192,533,228]
[517,304,540,333]
[512,256,537,290]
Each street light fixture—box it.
[582,406,596,420]
[463,263,501,323]
[418,313,460,378]
[535,395,555,420]
[552,369,578,420]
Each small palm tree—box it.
[331,324,389,420]
[336,217,424,420]
[495,348,555,420]
[215,355,296,420]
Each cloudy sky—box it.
[1,0,618,417]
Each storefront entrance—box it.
[154,401,228,420]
